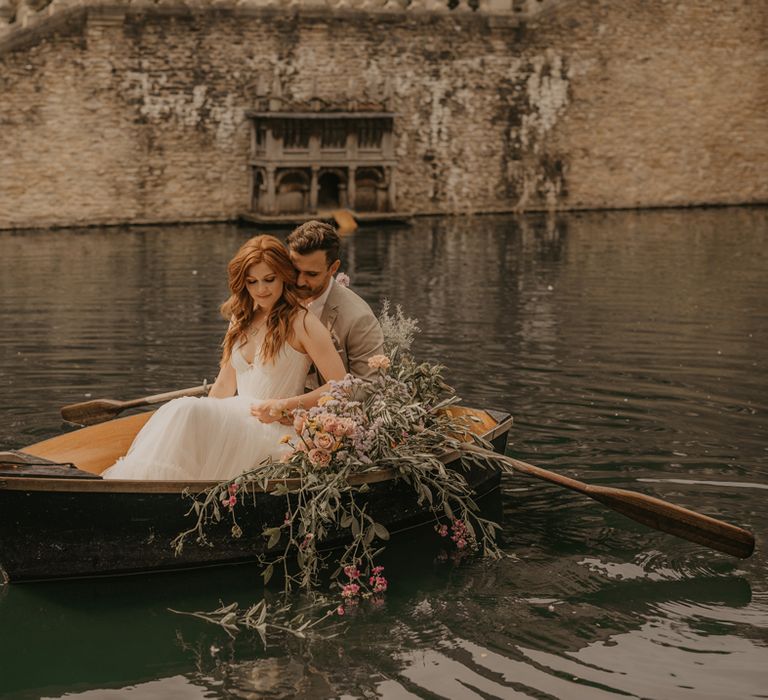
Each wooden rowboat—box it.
[0,407,512,583]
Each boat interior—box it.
[12,406,505,477]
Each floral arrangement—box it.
[172,298,504,625]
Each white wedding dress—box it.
[101,340,311,481]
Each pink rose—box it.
[367,354,391,370]
[318,413,339,433]
[308,448,332,468]
[335,272,350,288]
[314,432,335,451]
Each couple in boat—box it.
[102,221,384,481]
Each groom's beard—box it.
[295,278,330,303]
[295,285,315,303]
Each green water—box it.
[1,209,766,698]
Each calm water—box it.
[1,209,767,699]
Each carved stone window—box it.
[321,121,347,150]
[357,120,384,150]
[282,121,310,151]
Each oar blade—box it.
[588,486,755,559]
[60,399,122,425]
[476,449,756,560]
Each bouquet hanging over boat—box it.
[172,301,509,596]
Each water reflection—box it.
[1,208,767,698]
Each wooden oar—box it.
[61,384,209,426]
[461,444,755,559]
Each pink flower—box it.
[456,538,467,550]
[436,524,449,537]
[335,272,350,288]
[369,575,388,593]
[228,495,237,508]
[372,565,384,575]
[308,448,332,468]
[314,432,335,451]
[319,414,340,435]
[341,583,360,599]
[293,414,306,433]
[367,354,391,371]
[344,565,360,580]
[336,605,345,616]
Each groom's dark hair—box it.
[286,220,341,266]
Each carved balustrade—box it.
[1,0,552,36]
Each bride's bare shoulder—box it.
[292,309,328,339]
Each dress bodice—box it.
[231,340,311,400]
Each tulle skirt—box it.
[101,396,293,481]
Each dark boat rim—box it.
[0,411,512,494]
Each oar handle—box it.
[121,384,209,409]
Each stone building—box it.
[247,104,397,221]
[0,0,766,230]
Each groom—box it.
[287,220,384,387]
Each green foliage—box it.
[172,303,505,602]
[168,598,342,646]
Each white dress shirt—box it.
[306,277,335,319]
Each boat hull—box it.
[0,412,511,582]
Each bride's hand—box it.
[250,399,286,424]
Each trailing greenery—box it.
[172,301,505,618]
[169,598,342,645]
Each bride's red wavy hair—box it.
[220,235,302,366]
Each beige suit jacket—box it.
[307,282,384,387]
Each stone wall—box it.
[527,1,768,210]
[0,0,765,229]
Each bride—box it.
[102,235,347,481]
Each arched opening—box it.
[251,168,265,212]
[275,170,309,214]
[318,171,342,210]
[355,167,384,212]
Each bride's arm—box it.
[250,312,346,422]
[208,361,237,399]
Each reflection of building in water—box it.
[247,109,397,221]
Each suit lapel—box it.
[321,283,341,337]
[314,284,344,384]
